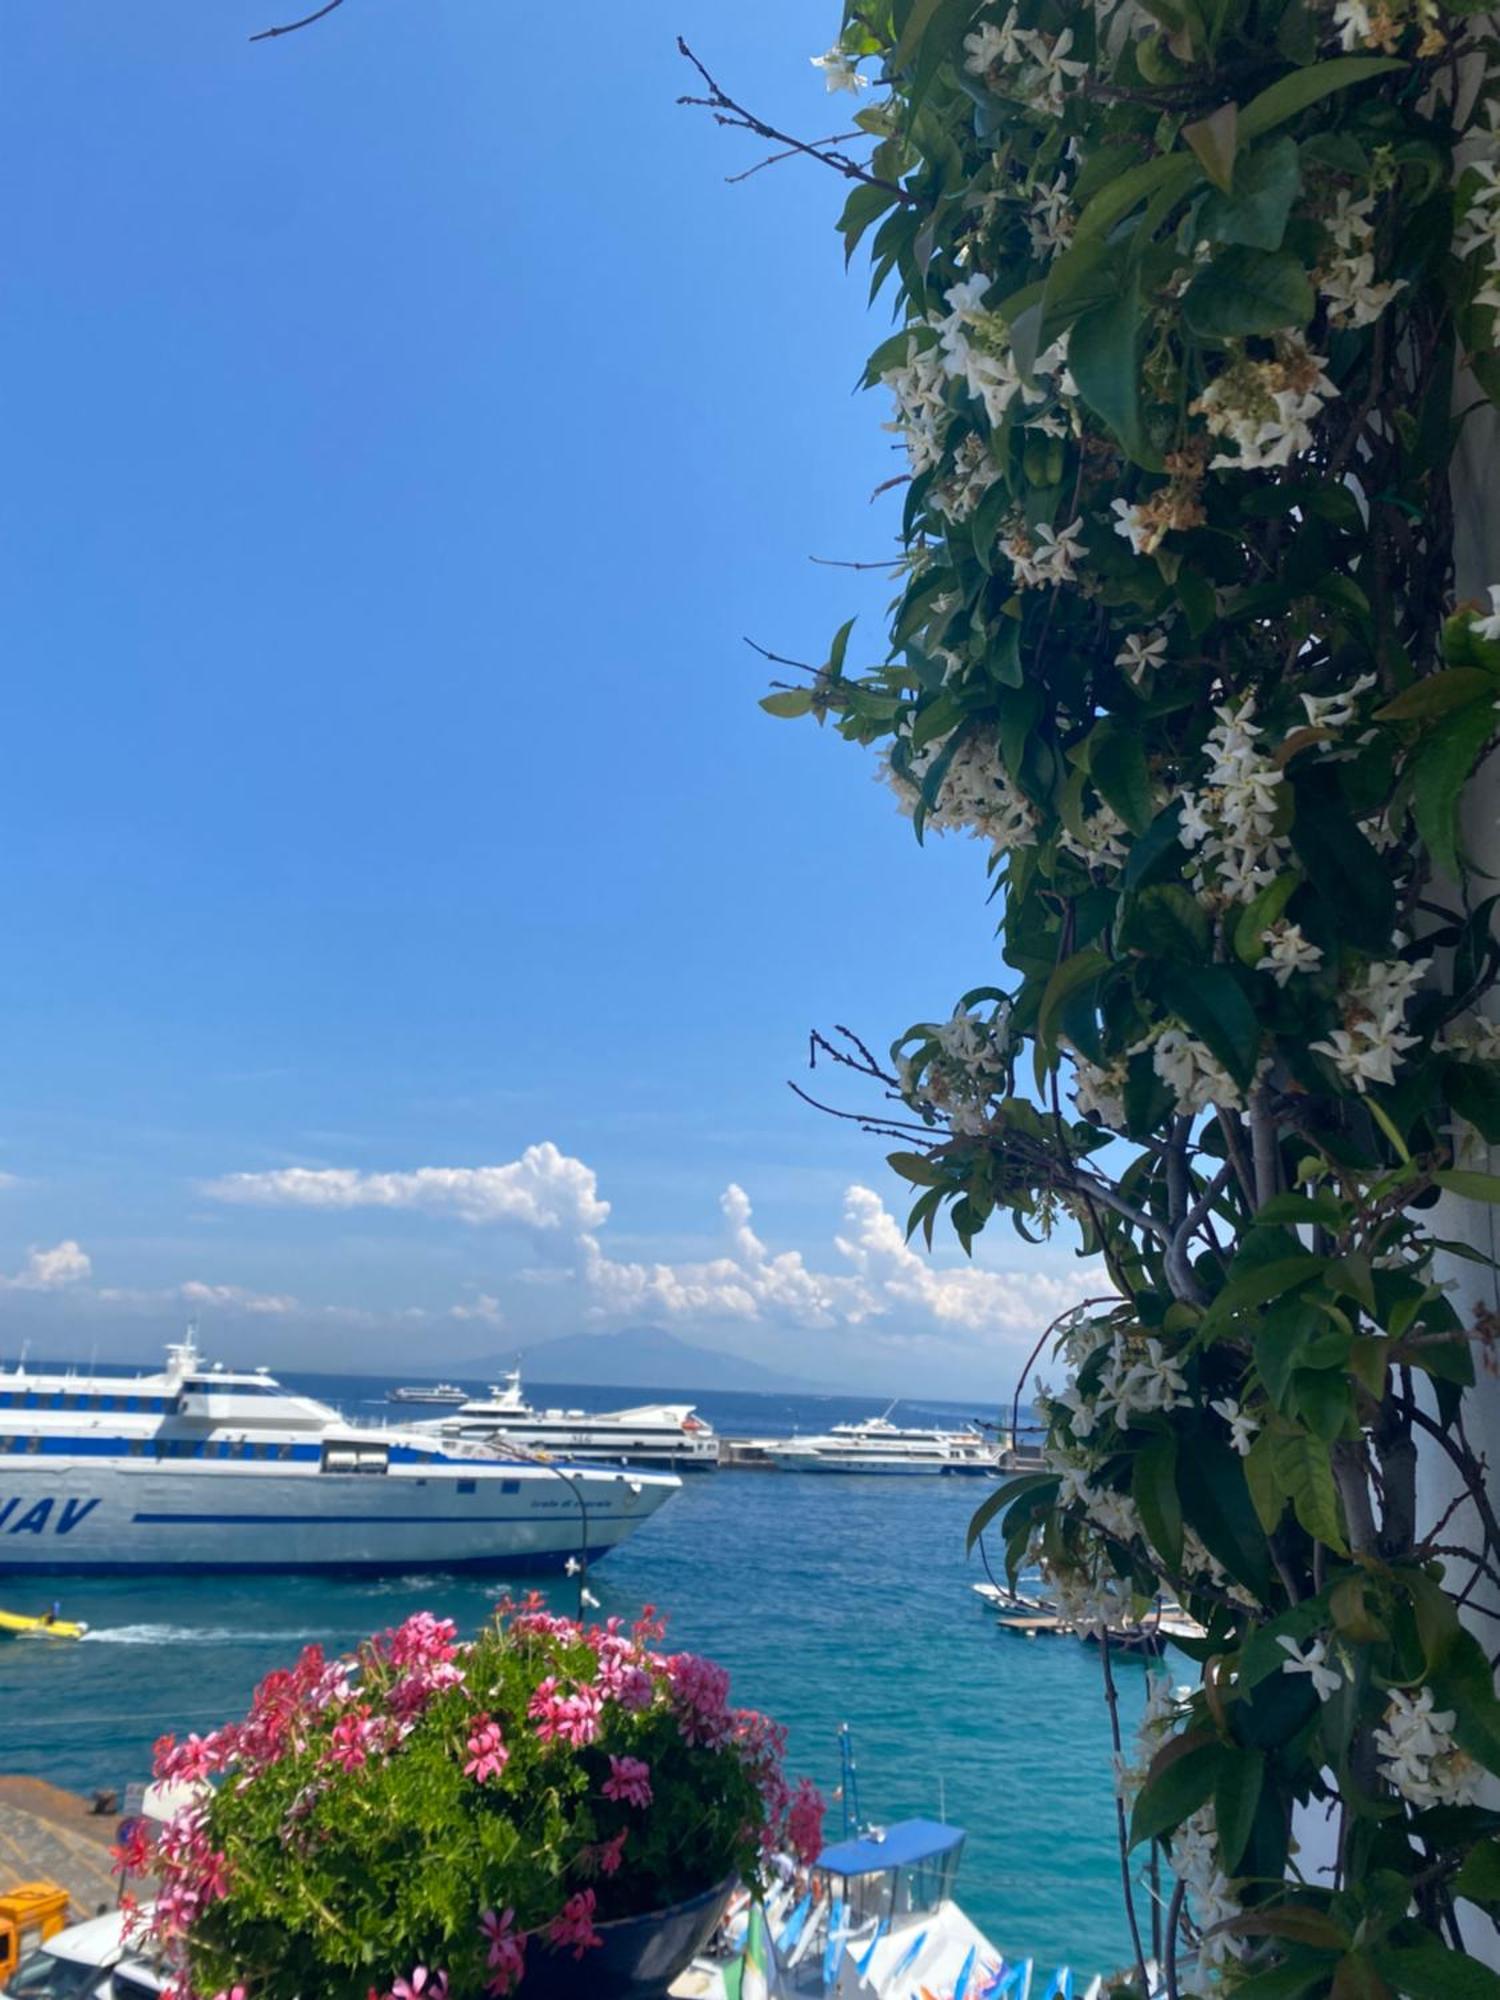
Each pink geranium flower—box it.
[391,1969,449,2000]
[602,1754,653,1809]
[788,1777,827,1865]
[463,1715,509,1784]
[480,1908,526,1995]
[547,1888,603,1959]
[528,1676,603,1748]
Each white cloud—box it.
[203,1142,608,1232]
[2,1240,92,1291]
[179,1279,300,1316]
[449,1292,505,1327]
[578,1181,1095,1346]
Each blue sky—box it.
[0,0,1089,1396]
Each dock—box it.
[0,1777,122,1921]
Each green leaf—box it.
[1075,152,1199,243]
[1255,1191,1347,1227]
[760,690,812,718]
[1244,1429,1285,1534]
[1157,963,1261,1086]
[1237,56,1407,142]
[838,182,900,265]
[1071,266,1161,469]
[1133,1433,1184,1570]
[1211,1258,1326,1336]
[967,1472,1058,1552]
[1184,246,1315,338]
[1228,1906,1349,1950]
[1270,1428,1347,1552]
[1375,667,1498,722]
[1370,1944,1500,2000]
[1454,1838,1500,1912]
[1092,719,1156,834]
[1123,801,1186,889]
[1183,101,1239,193]
[1233,872,1301,968]
[1035,947,1110,1079]
[1178,1438,1276,1597]
[1434,1169,1500,1204]
[1446,1062,1500,1143]
[1129,1739,1224,1848]
[1200,136,1302,250]
[1215,1746,1266,1874]
[1120,884,1212,961]
[1290,768,1396,954]
[1412,704,1498,877]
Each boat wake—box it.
[82,1623,323,1646]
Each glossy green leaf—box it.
[1269,1427,1347,1552]
[1434,1169,1500,1204]
[1184,246,1316,338]
[1132,1432,1184,1570]
[1215,1746,1267,1873]
[1370,1943,1500,2000]
[1412,704,1498,878]
[1129,1738,1224,1847]
[1200,136,1301,250]
[1237,55,1407,141]
[760,690,813,718]
[1157,963,1261,1086]
[1375,667,1498,722]
[1183,102,1239,192]
[1070,266,1161,469]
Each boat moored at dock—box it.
[423,1369,720,1473]
[0,1336,680,1575]
[768,1408,1000,1477]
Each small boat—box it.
[972,1582,1206,1655]
[386,1382,468,1405]
[0,1606,87,1639]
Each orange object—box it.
[0,1882,70,1987]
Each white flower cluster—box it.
[1455,156,1500,318]
[1436,1009,1500,1061]
[1319,192,1405,329]
[1051,1330,1192,1439]
[1152,1026,1245,1115]
[1375,1686,1482,1807]
[902,1002,1014,1136]
[1116,628,1169,685]
[810,46,869,92]
[930,432,1003,522]
[1178,696,1291,905]
[1311,956,1429,1092]
[1171,1803,1245,1986]
[1257,919,1323,988]
[1209,1396,1260,1455]
[1114,1671,1190,1806]
[1001,515,1085,590]
[1278,1633,1343,1701]
[1070,1050,1130,1128]
[963,14,1087,112]
[881,336,950,475]
[1028,175,1074,256]
[1300,671,1376,732]
[1193,337,1337,471]
[1059,801,1133,873]
[1054,1453,1145,1546]
[884,726,1039,854]
[936,274,1050,429]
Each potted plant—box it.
[117,1598,825,2000]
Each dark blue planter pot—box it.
[524,1877,735,2000]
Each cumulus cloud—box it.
[577,1181,1095,1343]
[203,1142,608,1233]
[2,1240,92,1291]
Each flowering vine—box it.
[697,0,1500,1990]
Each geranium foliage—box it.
[119,1601,823,2000]
[724,0,1500,1990]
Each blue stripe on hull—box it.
[0,1542,622,1578]
[129,1510,642,1525]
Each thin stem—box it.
[1099,1632,1153,1999]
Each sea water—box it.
[0,1376,1154,1973]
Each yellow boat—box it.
[0,1608,87,1640]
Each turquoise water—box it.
[0,1378,1151,1975]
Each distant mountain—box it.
[448,1325,821,1395]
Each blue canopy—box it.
[815,1818,965,1877]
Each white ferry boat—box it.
[386,1382,468,1406]
[425,1369,720,1473]
[769,1409,998,1477]
[0,1337,679,1575]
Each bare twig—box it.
[677,39,923,204]
[250,0,344,40]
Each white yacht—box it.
[426,1369,720,1473]
[386,1382,469,1406]
[0,1337,679,1575]
[769,1408,998,1477]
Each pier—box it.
[0,1777,121,1921]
